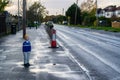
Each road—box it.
[54,24,120,80]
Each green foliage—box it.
[43,15,56,22]
[81,8,96,26]
[27,1,46,24]
[98,17,111,27]
[94,20,98,26]
[81,11,89,25]
[83,15,96,26]
[66,3,81,25]
[43,15,67,24]
[0,0,9,12]
[71,25,120,32]
[57,15,67,23]
[54,15,67,24]
[91,26,120,32]
[110,16,120,22]
[89,8,96,16]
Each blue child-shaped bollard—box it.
[22,35,31,67]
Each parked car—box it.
[46,21,54,29]
[62,21,67,25]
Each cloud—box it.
[42,0,83,15]
[5,5,18,15]
[5,0,120,15]
[98,0,120,8]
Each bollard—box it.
[51,29,57,48]
[22,35,31,68]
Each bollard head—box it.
[24,34,29,40]
[52,29,56,34]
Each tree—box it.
[66,3,81,25]
[80,0,96,12]
[43,15,67,24]
[81,11,89,25]
[0,0,9,12]
[81,7,96,26]
[57,15,67,24]
[27,1,46,26]
[43,15,55,22]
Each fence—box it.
[112,22,120,28]
[0,14,7,36]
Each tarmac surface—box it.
[0,25,89,80]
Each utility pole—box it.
[62,8,64,15]
[96,0,99,27]
[75,0,78,25]
[18,0,20,31]
[23,0,26,38]
[56,12,57,16]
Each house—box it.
[104,6,116,18]
[97,8,104,17]
[97,5,120,18]
[115,6,120,18]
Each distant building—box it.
[104,6,116,18]
[115,6,120,17]
[0,11,11,36]
[97,8,104,17]
[97,5,120,18]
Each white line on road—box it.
[77,44,120,74]
[57,39,92,80]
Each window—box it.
[107,13,109,16]
[118,12,120,15]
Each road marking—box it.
[77,44,120,74]
[0,49,4,52]
[112,77,120,80]
[57,40,92,80]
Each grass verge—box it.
[69,25,120,32]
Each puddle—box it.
[44,63,71,72]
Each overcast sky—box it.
[5,0,120,15]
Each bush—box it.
[83,15,96,26]
[98,17,111,27]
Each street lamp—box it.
[23,0,26,38]
[75,0,78,25]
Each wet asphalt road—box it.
[54,24,120,80]
[0,25,89,80]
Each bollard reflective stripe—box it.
[23,45,30,46]
[52,34,56,41]
[51,29,57,48]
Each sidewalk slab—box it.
[0,25,89,80]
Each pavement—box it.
[0,25,89,80]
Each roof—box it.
[116,6,120,10]
[104,5,116,12]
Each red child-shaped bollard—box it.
[51,29,57,48]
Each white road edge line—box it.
[57,39,93,80]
